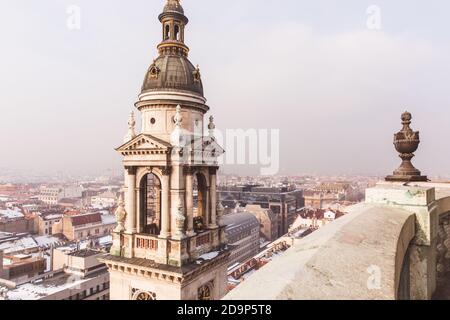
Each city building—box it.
[220,212,260,267]
[0,253,46,283]
[52,212,116,241]
[0,208,35,234]
[219,185,304,236]
[290,207,346,230]
[90,190,117,209]
[100,0,231,301]
[38,186,83,205]
[1,247,110,300]
[36,213,63,236]
[244,204,279,241]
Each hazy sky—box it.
[1,0,449,177]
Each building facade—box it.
[219,185,304,236]
[100,0,230,301]
[221,212,260,267]
[1,248,110,300]
[53,212,116,241]
[244,204,279,241]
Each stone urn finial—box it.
[114,194,127,233]
[385,111,428,182]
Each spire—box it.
[124,111,136,143]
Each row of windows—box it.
[65,282,109,300]
[78,228,110,238]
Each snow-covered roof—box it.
[43,214,62,221]
[33,236,64,248]
[0,237,38,254]
[5,275,91,300]
[101,214,116,225]
[0,208,24,219]
[98,235,112,246]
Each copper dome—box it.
[141,55,204,97]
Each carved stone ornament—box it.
[114,194,127,233]
[386,111,428,182]
[175,203,186,236]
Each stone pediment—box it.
[190,136,225,156]
[116,134,172,155]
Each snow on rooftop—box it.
[99,235,112,245]
[0,237,38,254]
[0,208,24,219]
[33,236,63,248]
[198,251,220,261]
[101,214,116,225]
[5,276,90,300]
[43,214,62,220]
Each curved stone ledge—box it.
[224,204,416,300]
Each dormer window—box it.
[149,62,160,79]
[193,66,201,82]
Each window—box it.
[174,25,180,40]
[198,284,212,301]
[165,25,170,40]
[95,229,99,234]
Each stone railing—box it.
[225,182,450,300]
[437,212,450,281]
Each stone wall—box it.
[0,218,35,234]
[437,212,450,280]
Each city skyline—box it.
[1,0,450,177]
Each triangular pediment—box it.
[116,134,172,153]
[190,136,225,155]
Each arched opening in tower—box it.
[139,173,162,235]
[193,173,207,232]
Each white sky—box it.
[0,0,449,177]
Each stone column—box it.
[160,167,171,238]
[205,188,210,227]
[125,167,136,234]
[209,167,218,228]
[185,168,195,236]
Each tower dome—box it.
[141,0,203,97]
[163,0,184,15]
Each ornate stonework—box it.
[102,0,230,301]
[386,111,428,182]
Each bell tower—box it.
[100,0,230,301]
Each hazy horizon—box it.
[1,0,450,178]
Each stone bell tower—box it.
[100,0,230,301]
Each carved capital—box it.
[161,166,172,176]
